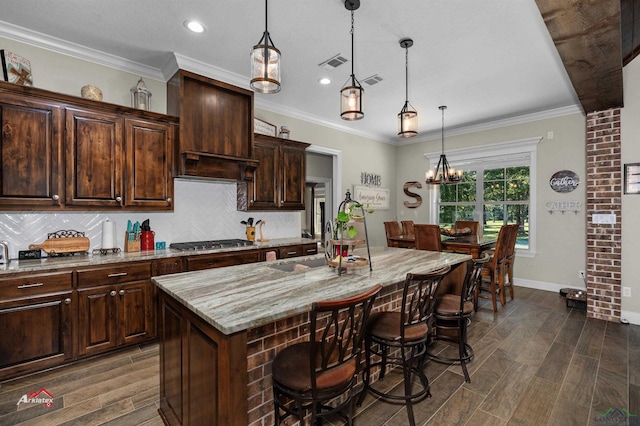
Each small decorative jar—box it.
[279,126,290,139]
[130,78,151,111]
[81,85,103,101]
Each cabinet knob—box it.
[52,194,60,201]
[167,197,172,203]
[119,289,125,296]
[64,298,71,304]
[110,290,117,297]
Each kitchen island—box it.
[152,247,470,426]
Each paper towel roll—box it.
[101,219,114,249]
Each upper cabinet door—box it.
[124,118,175,210]
[279,144,307,210]
[0,94,63,208]
[65,108,124,208]
[249,137,279,209]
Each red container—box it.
[141,230,155,251]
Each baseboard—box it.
[514,278,640,325]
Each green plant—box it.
[335,202,373,239]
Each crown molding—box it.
[0,20,164,80]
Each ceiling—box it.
[0,0,584,144]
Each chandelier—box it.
[425,106,462,184]
[340,0,364,121]
[250,0,281,94]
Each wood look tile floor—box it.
[1,286,638,426]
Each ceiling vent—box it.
[361,74,383,86]
[319,54,348,71]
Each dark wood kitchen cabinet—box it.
[65,109,176,210]
[167,69,258,181]
[0,88,64,209]
[185,250,260,272]
[0,270,74,380]
[76,262,155,357]
[0,80,177,211]
[237,134,309,211]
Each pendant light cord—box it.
[441,107,446,154]
[405,46,409,104]
[350,9,355,80]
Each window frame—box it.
[425,137,541,257]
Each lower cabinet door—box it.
[118,280,155,345]
[78,285,117,356]
[0,292,73,379]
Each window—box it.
[425,137,540,255]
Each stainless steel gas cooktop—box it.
[169,239,254,251]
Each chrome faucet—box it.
[0,241,8,264]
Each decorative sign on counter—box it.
[353,185,389,210]
[549,170,579,193]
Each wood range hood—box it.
[167,69,258,182]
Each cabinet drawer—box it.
[0,271,73,299]
[186,251,259,272]
[278,246,303,259]
[301,243,319,256]
[77,262,151,288]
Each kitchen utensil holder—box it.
[124,232,140,252]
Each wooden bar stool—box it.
[476,224,511,311]
[272,284,382,425]
[429,255,490,382]
[357,266,450,426]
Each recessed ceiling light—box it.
[184,20,205,33]
[318,78,331,85]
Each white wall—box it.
[621,55,640,318]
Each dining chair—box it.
[401,220,415,239]
[357,266,450,426]
[503,223,519,301]
[271,284,382,425]
[454,220,479,235]
[475,224,511,311]
[384,221,402,247]
[414,224,443,252]
[429,254,490,382]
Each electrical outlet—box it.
[623,287,631,297]
[578,270,585,279]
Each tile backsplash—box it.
[0,180,301,259]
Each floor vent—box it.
[361,75,383,86]
[319,54,348,71]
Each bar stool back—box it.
[271,284,382,425]
[429,254,490,382]
[358,265,450,426]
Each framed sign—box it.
[352,185,389,210]
[624,163,640,194]
[253,118,276,136]
[1,50,33,86]
[549,170,579,193]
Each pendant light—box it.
[425,106,463,184]
[250,0,281,94]
[398,38,417,137]
[340,0,364,121]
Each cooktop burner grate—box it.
[169,239,254,251]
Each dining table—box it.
[388,233,497,258]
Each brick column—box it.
[585,108,622,322]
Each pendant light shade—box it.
[398,38,417,138]
[425,106,463,185]
[250,0,281,94]
[340,0,364,121]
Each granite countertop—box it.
[152,247,471,335]
[0,238,318,275]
